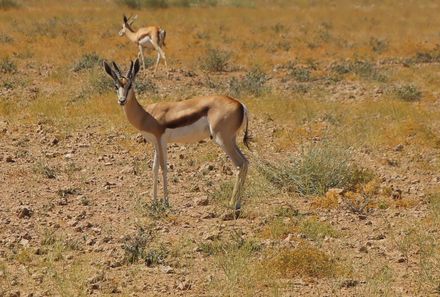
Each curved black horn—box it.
[126,60,134,78]
[112,62,122,78]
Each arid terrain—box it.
[1,0,440,296]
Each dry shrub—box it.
[299,218,339,241]
[260,218,295,240]
[0,0,19,9]
[229,66,268,97]
[394,84,422,102]
[257,142,374,196]
[200,48,231,72]
[272,243,337,278]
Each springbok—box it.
[103,59,250,218]
[118,15,168,75]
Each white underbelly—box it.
[163,117,210,144]
[139,36,154,49]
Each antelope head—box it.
[119,15,138,36]
[103,59,140,106]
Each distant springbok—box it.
[118,15,168,75]
[103,59,250,218]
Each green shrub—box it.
[72,53,103,72]
[229,66,268,97]
[0,0,19,9]
[117,0,168,8]
[257,142,373,196]
[330,59,386,82]
[394,84,422,102]
[0,33,13,43]
[369,37,389,53]
[200,48,231,72]
[0,57,17,73]
[289,66,311,82]
[136,78,158,94]
[122,227,152,264]
[90,72,114,94]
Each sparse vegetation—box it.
[229,66,268,96]
[394,84,422,101]
[0,57,17,73]
[200,48,231,72]
[272,243,338,278]
[0,0,19,9]
[122,227,152,263]
[72,53,103,72]
[2,1,440,296]
[258,142,373,196]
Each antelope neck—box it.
[123,92,161,137]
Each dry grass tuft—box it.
[272,243,338,278]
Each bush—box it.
[122,227,152,264]
[0,33,13,43]
[289,66,311,82]
[394,84,422,102]
[0,57,17,73]
[136,78,157,94]
[72,53,103,72]
[0,0,19,9]
[116,0,168,8]
[90,71,114,94]
[229,67,268,97]
[257,142,373,196]
[330,59,386,82]
[200,49,231,72]
[273,243,337,278]
[369,37,389,53]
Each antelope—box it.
[118,15,168,75]
[103,59,250,218]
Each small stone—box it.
[340,279,359,288]
[201,212,216,219]
[370,234,386,240]
[7,289,20,297]
[359,246,368,253]
[17,207,33,219]
[177,280,191,291]
[51,137,59,145]
[19,239,29,246]
[203,231,220,241]
[161,265,174,274]
[394,144,404,152]
[5,156,15,163]
[194,196,209,206]
[397,257,406,263]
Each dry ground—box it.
[1,0,440,296]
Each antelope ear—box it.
[132,58,140,78]
[123,15,128,23]
[103,61,117,80]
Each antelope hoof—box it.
[221,208,241,221]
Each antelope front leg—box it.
[229,161,249,212]
[138,45,146,70]
[151,42,169,77]
[154,52,161,74]
[152,149,159,202]
[158,139,169,206]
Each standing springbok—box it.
[118,15,168,75]
[103,59,250,218]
